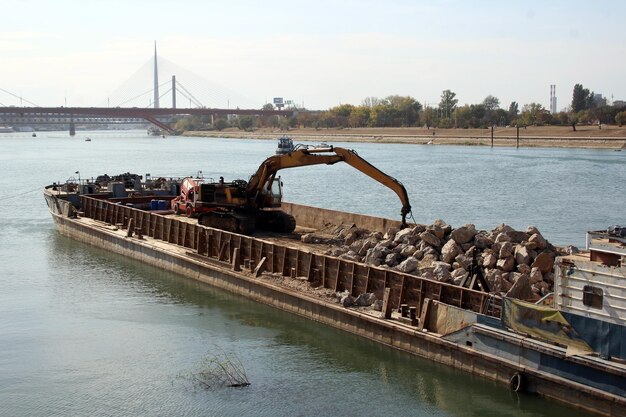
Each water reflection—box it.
[45,234,591,417]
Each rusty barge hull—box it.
[44,191,626,417]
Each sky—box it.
[1,0,625,110]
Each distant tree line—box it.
[175,85,626,132]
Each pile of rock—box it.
[317,221,574,300]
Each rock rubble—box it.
[323,222,572,301]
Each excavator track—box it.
[198,212,256,235]
[258,211,296,233]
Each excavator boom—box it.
[247,146,412,226]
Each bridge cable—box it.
[176,81,204,108]
[0,87,40,107]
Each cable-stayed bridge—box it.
[0,46,292,134]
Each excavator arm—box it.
[246,146,412,227]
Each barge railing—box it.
[79,195,502,319]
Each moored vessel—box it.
[43,168,626,416]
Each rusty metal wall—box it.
[80,195,501,317]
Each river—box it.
[1,129,622,417]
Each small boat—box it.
[85,137,92,142]
[32,133,37,137]
[276,135,294,154]
[147,126,162,136]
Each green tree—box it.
[482,95,500,112]
[348,106,370,127]
[386,95,422,126]
[237,115,256,131]
[508,101,519,120]
[214,118,229,131]
[572,84,593,112]
[439,89,458,119]
[519,103,549,126]
[615,111,626,127]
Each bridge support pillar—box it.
[69,120,76,136]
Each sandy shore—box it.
[183,126,626,149]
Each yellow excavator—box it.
[178,145,412,235]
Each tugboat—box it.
[275,135,294,154]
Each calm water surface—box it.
[2,130,622,417]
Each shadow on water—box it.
[46,234,592,417]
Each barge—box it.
[44,175,626,417]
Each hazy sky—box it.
[2,0,625,110]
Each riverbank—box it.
[183,126,626,149]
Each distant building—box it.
[613,100,626,108]
[592,94,607,107]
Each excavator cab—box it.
[255,175,284,209]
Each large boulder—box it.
[450,224,477,244]
[400,244,417,258]
[514,245,531,265]
[494,232,511,243]
[364,247,385,266]
[385,252,402,267]
[354,292,377,307]
[532,252,554,274]
[498,241,514,259]
[506,274,533,300]
[393,227,413,243]
[473,233,494,250]
[451,268,469,285]
[397,257,419,274]
[508,230,530,244]
[496,256,515,272]
[529,233,548,250]
[482,253,497,268]
[419,231,441,247]
[441,239,461,263]
[516,263,531,274]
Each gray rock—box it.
[514,245,530,265]
[516,264,531,274]
[441,239,461,263]
[506,273,533,300]
[482,253,497,268]
[419,231,441,247]
[392,243,407,254]
[400,245,417,258]
[430,225,445,239]
[376,239,394,249]
[372,299,383,311]
[529,267,543,284]
[354,292,377,307]
[532,252,554,274]
[508,230,530,244]
[526,225,540,236]
[358,238,377,256]
[393,227,413,243]
[370,231,384,240]
[455,254,472,270]
[543,272,554,284]
[385,253,402,267]
[450,224,477,244]
[339,250,360,262]
[498,241,514,259]
[494,232,511,243]
[496,256,515,272]
[397,257,419,274]
[301,233,315,243]
[422,246,439,257]
[566,245,579,255]
[529,233,548,250]
[412,249,424,260]
[418,254,437,269]
[364,247,385,266]
[384,227,400,240]
[340,292,356,307]
[473,233,494,250]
